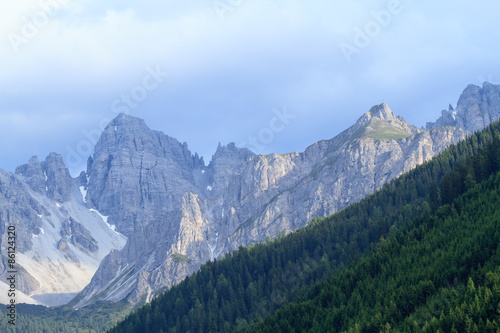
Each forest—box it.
[106,121,500,333]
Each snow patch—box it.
[114,126,117,131]
[56,203,61,208]
[89,209,108,224]
[208,231,220,261]
[44,172,48,181]
[40,228,44,235]
[207,185,213,191]
[79,186,87,203]
[37,214,43,218]
[452,111,457,121]
[201,170,205,174]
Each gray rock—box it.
[426,82,500,132]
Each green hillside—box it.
[250,171,500,332]
[107,121,500,333]
[359,119,411,140]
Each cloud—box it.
[0,1,499,174]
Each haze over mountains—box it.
[1,82,499,308]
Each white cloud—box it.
[0,1,499,173]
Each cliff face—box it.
[73,100,472,308]
[426,82,500,132]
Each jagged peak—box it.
[367,103,397,121]
[97,113,182,153]
[482,81,500,91]
[347,103,418,141]
[109,113,148,129]
[15,153,67,176]
[213,142,254,158]
[427,81,500,132]
[354,103,399,129]
[209,143,255,169]
[455,82,500,115]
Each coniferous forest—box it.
[105,121,500,333]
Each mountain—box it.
[0,154,126,306]
[1,82,499,309]
[107,112,500,333]
[73,85,495,307]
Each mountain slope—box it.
[107,110,500,333]
[251,157,500,333]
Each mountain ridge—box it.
[1,82,499,308]
[73,87,487,307]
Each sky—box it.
[0,0,499,176]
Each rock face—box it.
[426,82,500,132]
[74,81,493,308]
[0,153,126,306]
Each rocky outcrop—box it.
[426,82,500,132]
[15,153,74,202]
[61,217,99,253]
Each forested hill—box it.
[250,149,500,331]
[108,120,500,333]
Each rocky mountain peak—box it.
[354,103,400,129]
[109,112,149,130]
[426,82,500,132]
[15,155,45,193]
[350,103,421,141]
[44,152,73,202]
[210,143,256,177]
[212,142,255,161]
[14,153,73,202]
[367,103,397,122]
[86,113,204,236]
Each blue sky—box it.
[1,0,499,175]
